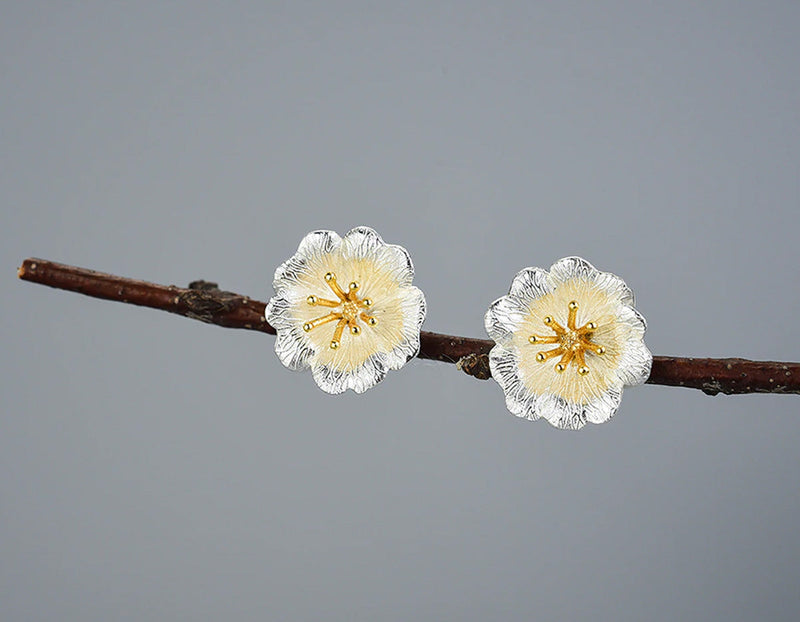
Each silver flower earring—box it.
[484,257,652,430]
[266,226,427,394]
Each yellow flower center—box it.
[528,300,605,375]
[302,272,377,349]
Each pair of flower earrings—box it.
[266,226,651,430]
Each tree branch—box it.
[17,258,800,396]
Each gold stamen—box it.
[567,300,579,330]
[555,350,574,372]
[536,348,562,362]
[529,335,559,345]
[543,316,566,334]
[324,272,348,300]
[529,301,604,376]
[303,312,340,331]
[305,273,379,348]
[330,318,348,348]
[307,295,341,308]
[574,349,587,373]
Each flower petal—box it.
[583,385,624,425]
[341,226,386,260]
[488,345,539,420]
[591,271,635,306]
[297,229,342,259]
[485,295,527,345]
[265,295,295,331]
[273,230,342,293]
[538,394,587,430]
[615,339,652,386]
[401,285,427,340]
[377,243,415,286]
[617,304,647,335]
[383,335,419,370]
[547,256,600,286]
[312,353,389,394]
[382,287,425,370]
[509,267,551,302]
[274,327,315,371]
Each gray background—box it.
[2,1,799,620]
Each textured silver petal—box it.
[341,226,416,286]
[484,295,526,346]
[273,230,342,293]
[274,327,315,371]
[377,243,415,286]
[341,226,386,260]
[297,229,342,258]
[400,285,427,333]
[383,335,419,370]
[382,288,425,371]
[615,339,653,386]
[583,385,624,425]
[488,345,540,420]
[612,305,651,385]
[548,256,600,286]
[591,271,635,306]
[509,266,551,303]
[536,394,586,430]
[311,352,389,395]
[265,295,295,331]
[617,304,647,334]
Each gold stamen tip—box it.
[349,281,359,291]
[302,323,312,332]
[368,317,377,326]
[528,335,537,344]
[544,316,553,324]
[569,301,578,310]
[324,272,335,281]
[330,340,339,349]
[596,346,606,355]
[578,366,590,376]
[306,295,317,305]
[556,363,567,372]
[363,298,372,307]
[587,322,597,330]
[350,325,361,335]
[536,352,546,362]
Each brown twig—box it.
[17,257,800,395]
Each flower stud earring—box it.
[484,257,652,430]
[266,227,426,394]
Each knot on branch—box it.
[180,281,240,323]
[456,353,492,380]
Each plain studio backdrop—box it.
[2,2,799,621]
